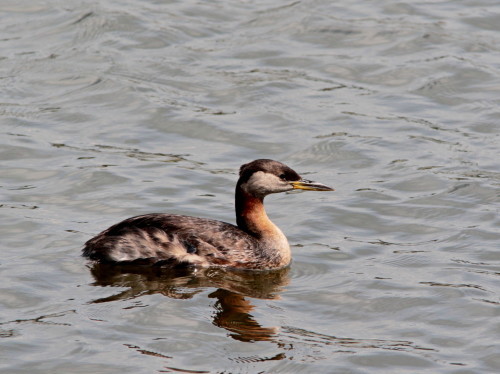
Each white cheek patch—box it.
[241,171,290,196]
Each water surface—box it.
[1,1,499,373]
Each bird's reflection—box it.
[87,264,435,363]
[88,263,290,342]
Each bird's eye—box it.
[279,174,287,180]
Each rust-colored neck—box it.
[235,188,269,237]
[235,185,291,267]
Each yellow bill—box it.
[291,179,334,191]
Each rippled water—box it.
[1,1,499,373]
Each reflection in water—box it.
[209,289,278,342]
[89,263,290,342]
[87,264,437,366]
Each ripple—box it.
[290,139,376,168]
[280,326,436,357]
[51,142,193,164]
[290,259,332,286]
[419,282,488,292]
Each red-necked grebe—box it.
[82,159,333,269]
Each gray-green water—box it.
[1,1,499,373]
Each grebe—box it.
[83,159,333,269]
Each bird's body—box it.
[83,159,333,270]
[83,213,288,269]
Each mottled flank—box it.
[83,159,333,269]
[83,214,288,269]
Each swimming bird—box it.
[83,159,333,269]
